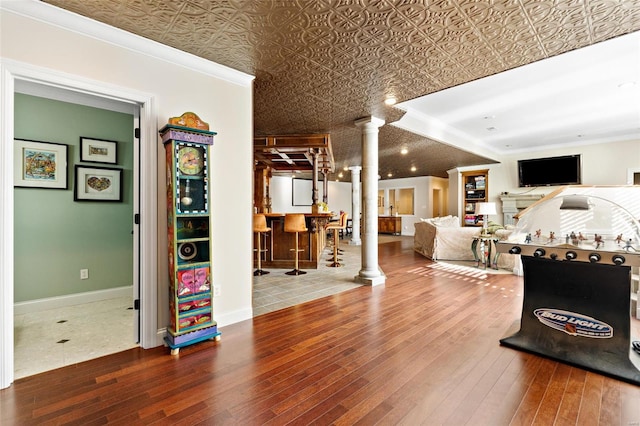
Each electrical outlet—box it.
[80,269,89,280]
[213,284,221,297]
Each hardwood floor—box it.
[2,239,640,425]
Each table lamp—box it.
[475,202,497,236]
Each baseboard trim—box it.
[216,307,253,328]
[14,286,133,315]
[154,307,252,349]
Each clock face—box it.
[177,146,204,175]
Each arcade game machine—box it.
[496,194,640,385]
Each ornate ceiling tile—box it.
[42,0,640,180]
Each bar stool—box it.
[284,213,308,276]
[325,213,341,252]
[345,218,353,236]
[253,214,271,276]
[333,211,347,253]
[326,212,347,267]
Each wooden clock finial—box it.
[167,112,209,130]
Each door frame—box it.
[0,59,159,389]
[627,167,640,185]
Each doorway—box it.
[628,167,640,185]
[432,188,442,217]
[12,88,139,378]
[1,62,159,389]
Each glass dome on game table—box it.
[501,194,640,261]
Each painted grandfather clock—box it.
[160,112,220,355]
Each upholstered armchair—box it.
[413,216,480,261]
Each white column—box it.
[354,116,386,286]
[348,166,362,246]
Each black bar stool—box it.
[253,214,271,276]
[284,213,308,275]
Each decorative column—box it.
[354,116,385,286]
[311,149,319,206]
[322,168,329,204]
[253,164,268,213]
[348,165,362,246]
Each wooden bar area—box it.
[253,134,333,214]
[253,133,336,270]
[254,213,333,270]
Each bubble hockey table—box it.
[497,245,640,386]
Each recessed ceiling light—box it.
[483,115,495,120]
[400,147,408,154]
[385,97,397,106]
[487,126,497,131]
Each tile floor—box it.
[252,234,368,316]
[13,234,408,379]
[13,297,137,379]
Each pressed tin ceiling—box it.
[42,0,640,180]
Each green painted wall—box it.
[14,94,134,302]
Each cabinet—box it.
[160,113,220,355]
[378,216,401,235]
[461,169,488,227]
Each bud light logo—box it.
[534,308,613,338]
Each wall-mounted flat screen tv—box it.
[518,154,582,187]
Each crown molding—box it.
[1,0,255,87]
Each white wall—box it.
[273,135,640,235]
[270,176,352,215]
[451,139,640,225]
[427,176,449,217]
[378,176,437,236]
[1,6,254,336]
[327,180,353,216]
[495,139,640,195]
[273,174,454,236]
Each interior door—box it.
[432,188,441,217]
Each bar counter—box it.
[254,213,334,270]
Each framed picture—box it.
[80,137,118,164]
[14,139,68,189]
[74,165,123,202]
